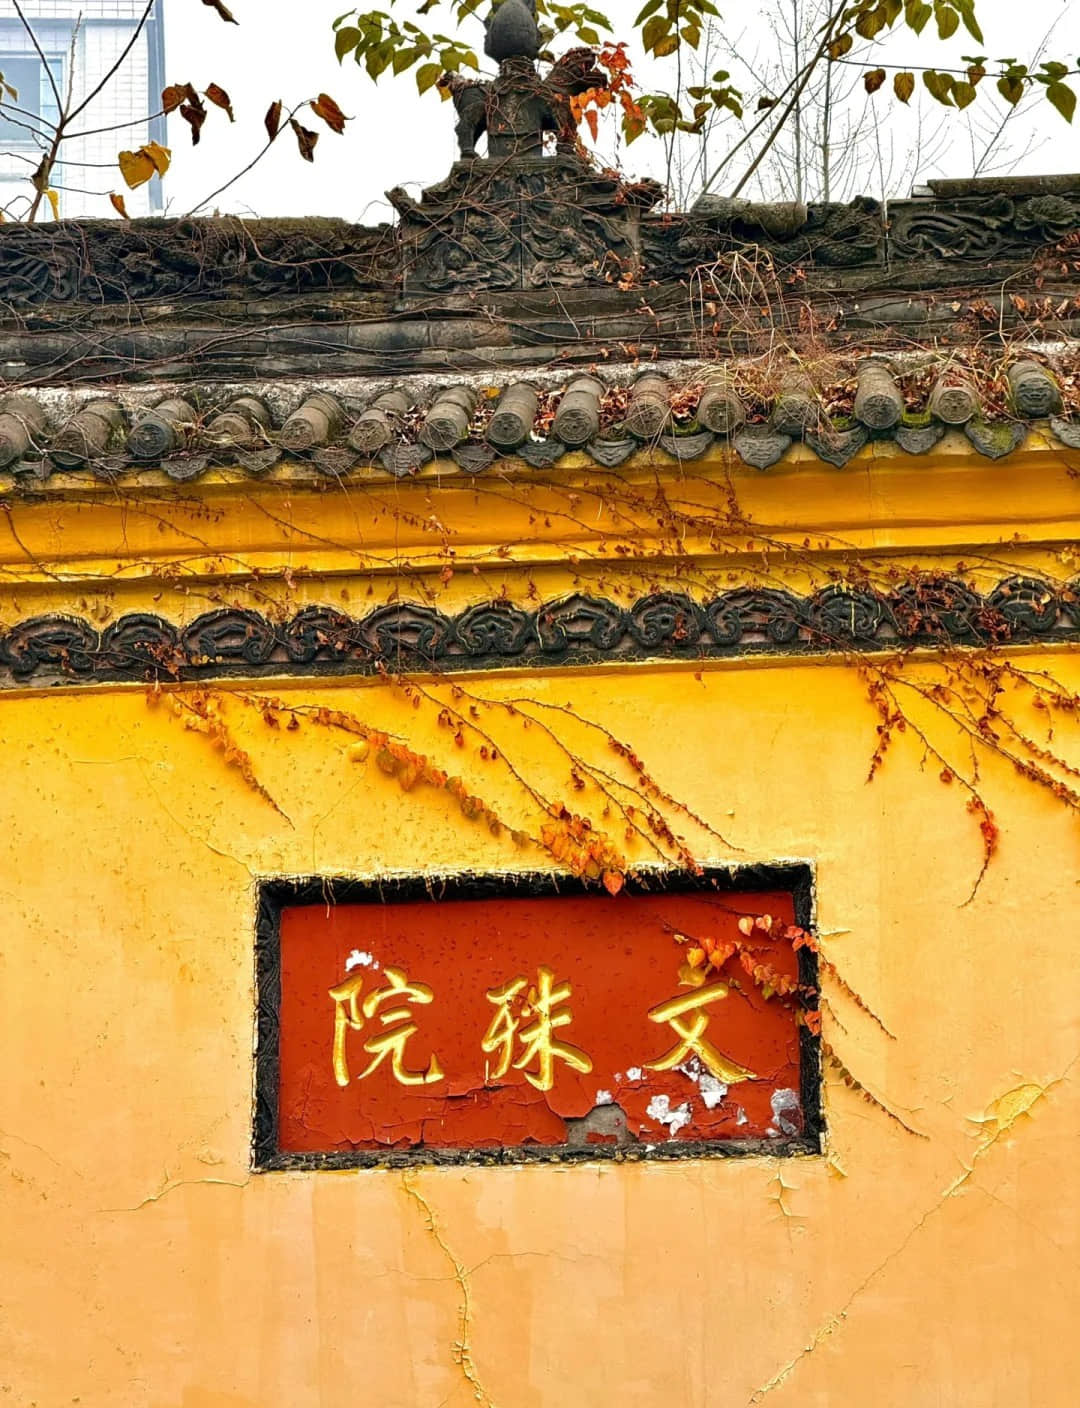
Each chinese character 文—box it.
[646,981,756,1084]
[329,967,444,1088]
[482,966,593,1091]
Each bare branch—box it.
[10,0,64,115]
[65,0,156,123]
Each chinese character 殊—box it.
[646,981,755,1084]
[329,967,444,1088]
[482,966,593,1091]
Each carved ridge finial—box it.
[484,0,541,62]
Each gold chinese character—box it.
[480,976,528,1080]
[646,981,755,1084]
[482,966,592,1092]
[330,971,366,1087]
[329,967,443,1088]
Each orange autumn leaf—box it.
[311,92,348,135]
[161,83,188,114]
[204,82,235,121]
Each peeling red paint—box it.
[277,889,806,1153]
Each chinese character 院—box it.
[329,967,444,1088]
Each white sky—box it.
[155,0,1080,219]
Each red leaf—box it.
[180,101,207,145]
[602,869,624,896]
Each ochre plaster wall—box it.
[2,652,1079,1407]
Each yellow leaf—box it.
[118,147,156,189]
[45,188,59,221]
[678,960,708,988]
[143,139,171,177]
[109,191,129,218]
[118,142,170,189]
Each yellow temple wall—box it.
[2,447,1079,1406]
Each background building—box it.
[0,0,165,219]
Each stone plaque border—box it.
[253,863,821,1170]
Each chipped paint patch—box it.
[646,1094,692,1138]
[970,1082,1047,1140]
[770,1088,802,1137]
[594,1089,613,1106]
[345,949,378,973]
[678,1055,729,1110]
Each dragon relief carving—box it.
[889,191,1080,260]
[0,218,401,306]
[640,196,884,274]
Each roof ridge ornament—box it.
[437,2,605,162]
[484,0,541,62]
[384,6,659,291]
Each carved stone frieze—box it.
[392,154,648,292]
[0,174,1069,316]
[1,575,1076,686]
[888,191,1080,262]
[640,196,885,277]
[0,217,400,307]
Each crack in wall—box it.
[748,1056,1079,1403]
[97,1174,252,1215]
[401,1170,496,1408]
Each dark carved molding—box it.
[0,217,400,308]
[0,181,1072,334]
[392,154,651,293]
[641,195,885,276]
[2,574,1076,687]
[888,190,1080,263]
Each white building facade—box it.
[0,0,165,219]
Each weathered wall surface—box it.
[2,648,1078,1406]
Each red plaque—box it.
[261,875,818,1163]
